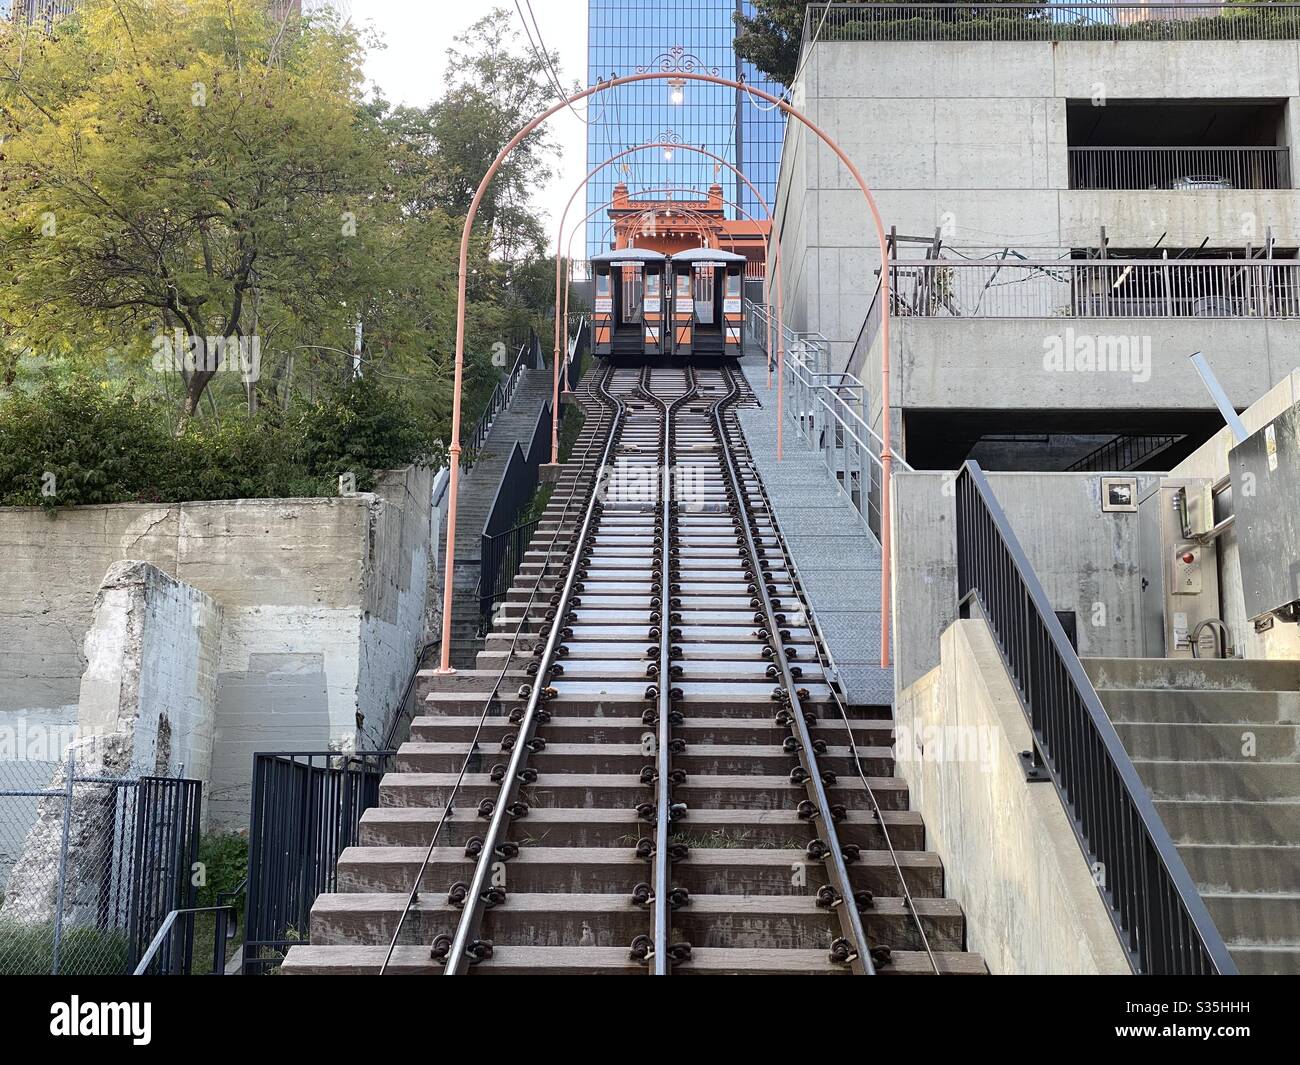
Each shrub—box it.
[0,377,441,507]
[196,832,250,914]
[0,381,174,507]
[295,376,442,492]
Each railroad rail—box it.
[283,361,986,976]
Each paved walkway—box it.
[736,358,893,706]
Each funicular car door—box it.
[621,262,644,325]
[673,268,693,352]
[723,268,743,353]
[643,270,662,353]
[693,265,715,325]
[593,268,612,351]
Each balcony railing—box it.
[1069,146,1292,190]
[803,3,1300,45]
[889,256,1300,318]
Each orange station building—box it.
[606,183,770,280]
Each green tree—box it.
[734,0,810,86]
[0,0,391,427]
[0,0,565,458]
[386,8,565,262]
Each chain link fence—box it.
[0,754,202,975]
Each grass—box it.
[0,919,131,975]
[189,911,245,975]
[669,829,806,850]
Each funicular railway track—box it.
[285,362,987,976]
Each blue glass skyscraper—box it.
[586,0,786,257]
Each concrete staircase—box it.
[736,361,893,706]
[439,368,554,668]
[1085,657,1300,975]
[282,367,986,976]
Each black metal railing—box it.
[567,317,590,392]
[380,637,441,751]
[243,751,394,974]
[0,769,202,975]
[953,462,1235,974]
[462,331,542,473]
[478,400,555,626]
[804,3,1300,44]
[1067,433,1180,472]
[132,904,238,976]
[126,775,204,971]
[479,517,541,628]
[1069,146,1292,190]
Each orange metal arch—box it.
[439,70,894,675]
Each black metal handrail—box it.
[462,331,541,473]
[380,638,440,751]
[566,316,590,392]
[954,461,1235,974]
[477,399,555,626]
[1066,433,1180,472]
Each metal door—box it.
[693,266,715,324]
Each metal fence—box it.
[746,299,910,540]
[463,332,543,474]
[243,750,393,974]
[1066,432,1180,472]
[954,462,1236,974]
[478,399,555,627]
[744,298,833,375]
[0,756,201,975]
[567,316,590,393]
[803,3,1300,45]
[889,256,1300,318]
[1068,146,1291,190]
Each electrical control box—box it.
[1137,480,1221,657]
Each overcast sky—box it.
[353,0,591,252]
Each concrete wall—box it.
[0,465,435,829]
[896,619,1130,974]
[892,470,1161,690]
[853,317,1300,447]
[77,561,222,784]
[357,467,436,748]
[776,38,1300,375]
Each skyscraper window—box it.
[586,0,785,257]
